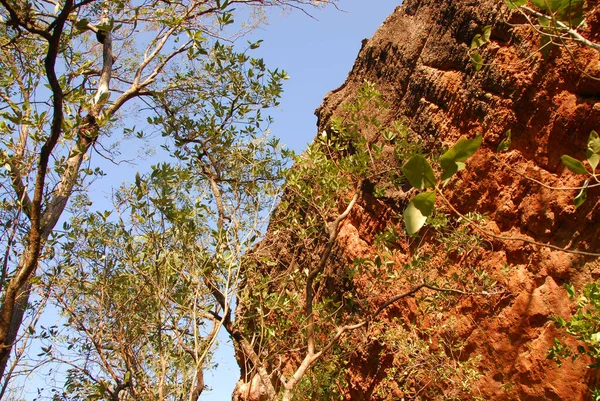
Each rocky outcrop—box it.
[234,0,600,399]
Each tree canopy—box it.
[0,0,334,398]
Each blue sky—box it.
[255,1,399,153]
[201,1,400,399]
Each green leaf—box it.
[75,18,90,32]
[587,131,600,171]
[497,129,511,153]
[553,316,568,328]
[561,155,588,175]
[504,0,527,9]
[471,34,484,50]
[563,283,575,299]
[531,0,585,26]
[249,39,263,49]
[404,191,436,235]
[439,135,482,180]
[402,155,436,190]
[470,52,483,71]
[482,25,492,42]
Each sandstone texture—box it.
[234,0,600,399]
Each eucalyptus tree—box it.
[0,0,334,392]
[37,40,291,400]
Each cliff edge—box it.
[234,0,600,399]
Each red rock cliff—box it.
[234,0,600,399]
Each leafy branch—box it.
[401,135,483,235]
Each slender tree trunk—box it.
[0,280,31,381]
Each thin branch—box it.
[306,189,360,355]
[518,6,600,51]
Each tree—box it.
[0,0,335,393]
[38,40,290,400]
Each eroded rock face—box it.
[234,0,600,399]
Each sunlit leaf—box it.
[470,52,483,71]
[587,131,600,171]
[471,34,484,50]
[563,283,576,299]
[497,129,511,153]
[403,191,436,235]
[504,0,527,9]
[531,0,585,26]
[402,155,436,190]
[561,155,588,175]
[482,25,492,42]
[439,135,482,180]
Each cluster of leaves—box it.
[435,212,486,255]
[470,25,491,71]
[49,179,211,401]
[506,0,586,27]
[402,136,482,235]
[233,79,494,400]
[472,1,597,73]
[548,282,600,398]
[293,345,347,401]
[240,81,391,343]
[0,0,335,395]
[561,130,600,207]
[279,81,418,243]
[235,82,428,400]
[372,320,484,401]
[37,39,289,400]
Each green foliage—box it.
[402,135,482,235]
[587,130,600,171]
[237,82,428,400]
[41,37,289,400]
[53,170,210,400]
[502,0,592,60]
[295,347,347,401]
[549,282,600,368]
[562,155,589,175]
[404,191,436,235]
[402,155,437,189]
[549,282,600,398]
[440,135,483,180]
[0,0,330,394]
[281,81,412,240]
[372,321,483,400]
[497,129,512,153]
[560,131,600,207]
[436,213,485,256]
[469,26,491,71]
[530,0,585,26]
